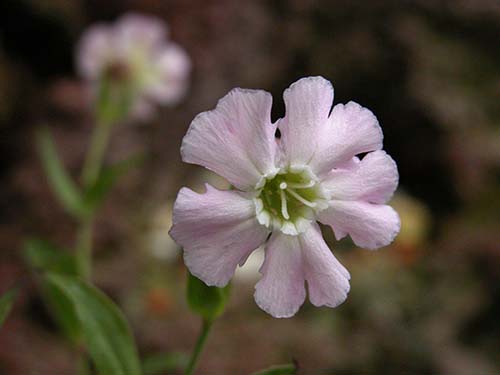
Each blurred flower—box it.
[76,13,191,120]
[148,202,180,261]
[391,192,431,265]
[170,77,400,318]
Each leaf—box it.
[36,128,88,218]
[186,272,230,322]
[23,238,81,341]
[83,154,144,210]
[251,363,298,375]
[23,238,78,275]
[0,289,17,328]
[142,352,189,375]
[45,273,141,375]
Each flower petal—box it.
[279,76,334,167]
[318,201,400,250]
[301,223,350,308]
[170,185,269,287]
[145,43,191,105]
[322,150,398,204]
[115,13,168,51]
[254,232,306,318]
[76,24,112,79]
[181,89,278,190]
[312,101,383,176]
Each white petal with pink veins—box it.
[170,185,269,287]
[318,200,400,250]
[181,89,279,190]
[301,223,350,308]
[254,232,306,318]
[279,76,334,168]
[322,150,398,204]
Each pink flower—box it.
[170,77,400,318]
[76,13,191,119]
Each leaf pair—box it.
[23,239,141,375]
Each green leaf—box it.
[45,273,141,375]
[36,128,88,218]
[23,238,81,341]
[251,363,298,375]
[0,289,17,327]
[142,352,189,375]
[23,238,78,275]
[186,272,230,322]
[83,154,144,210]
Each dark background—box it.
[0,0,499,374]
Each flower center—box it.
[103,61,131,82]
[254,166,328,235]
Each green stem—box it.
[75,218,92,281]
[75,119,113,281]
[185,319,213,375]
[81,119,113,187]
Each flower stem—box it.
[75,118,113,281]
[81,119,113,187]
[75,218,92,281]
[185,319,213,375]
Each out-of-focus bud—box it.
[76,13,191,121]
[391,192,431,265]
[148,201,179,262]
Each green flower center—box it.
[254,167,328,235]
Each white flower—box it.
[77,13,190,119]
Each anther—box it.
[279,182,288,190]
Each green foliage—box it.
[46,273,142,375]
[0,289,17,328]
[186,272,231,322]
[83,153,144,210]
[23,238,81,341]
[251,363,297,375]
[96,77,135,123]
[23,238,78,275]
[142,352,189,375]
[36,128,88,219]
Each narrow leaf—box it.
[23,238,78,275]
[36,128,87,218]
[45,273,141,375]
[83,154,144,210]
[142,352,189,375]
[251,363,298,375]
[186,272,230,322]
[23,238,81,341]
[0,289,17,327]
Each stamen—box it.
[280,189,290,219]
[279,182,288,190]
[286,180,315,189]
[285,188,317,208]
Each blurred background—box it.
[1,0,499,374]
